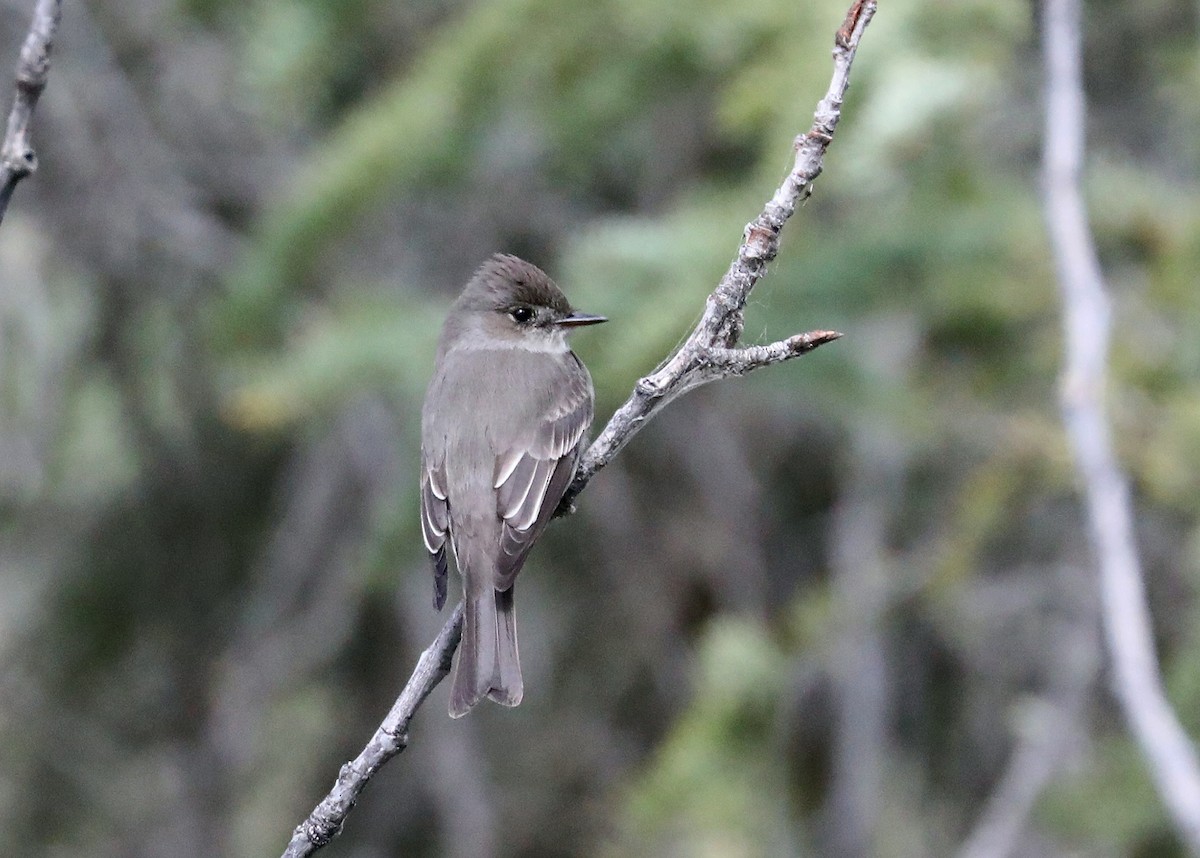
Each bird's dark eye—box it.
[509,306,534,324]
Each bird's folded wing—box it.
[492,366,593,590]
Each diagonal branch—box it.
[560,0,874,508]
[280,2,877,855]
[1042,0,1200,853]
[0,0,61,227]
[281,602,464,858]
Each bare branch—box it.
[0,0,61,226]
[1042,0,1200,852]
[560,1,874,508]
[280,2,877,854]
[280,602,464,858]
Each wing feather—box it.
[420,455,450,609]
[497,455,538,519]
[509,458,555,531]
[493,447,524,489]
[495,453,578,590]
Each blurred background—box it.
[1,0,1199,855]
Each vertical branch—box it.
[0,0,62,226]
[1042,0,1200,852]
[819,429,900,858]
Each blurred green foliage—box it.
[3,0,1200,855]
[604,619,796,858]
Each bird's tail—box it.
[449,574,523,718]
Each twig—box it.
[280,2,876,854]
[0,0,61,227]
[1042,0,1200,852]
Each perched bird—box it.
[420,254,605,717]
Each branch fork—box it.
[561,0,873,506]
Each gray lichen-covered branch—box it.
[0,0,61,226]
[1042,0,1200,853]
[280,2,877,855]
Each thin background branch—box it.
[1042,0,1200,852]
[819,428,900,858]
[0,0,60,226]
[280,1,877,855]
[956,561,1099,858]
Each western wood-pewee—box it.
[420,254,605,717]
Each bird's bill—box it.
[556,311,607,328]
